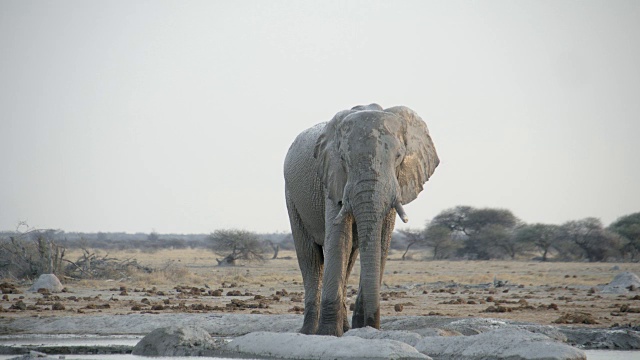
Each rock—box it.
[28,274,64,293]
[560,327,640,350]
[601,272,640,294]
[441,317,513,335]
[10,300,27,310]
[131,325,224,356]
[223,331,430,360]
[381,316,545,337]
[7,350,62,359]
[380,316,464,336]
[415,328,586,360]
[519,325,568,343]
[345,326,424,347]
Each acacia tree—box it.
[430,206,474,235]
[515,223,562,261]
[423,224,460,260]
[208,229,266,266]
[478,223,522,260]
[430,206,519,259]
[608,212,640,261]
[560,218,621,262]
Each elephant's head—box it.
[314,103,439,328]
[315,103,439,224]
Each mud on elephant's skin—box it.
[283,104,439,336]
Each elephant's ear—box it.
[385,106,440,204]
[314,110,352,205]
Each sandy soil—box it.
[2,249,640,329]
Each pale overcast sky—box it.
[1,1,638,234]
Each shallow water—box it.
[0,334,142,347]
[0,352,638,360]
[0,334,252,360]
[0,357,250,360]
[584,350,640,359]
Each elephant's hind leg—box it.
[286,197,323,334]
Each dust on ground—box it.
[2,249,640,328]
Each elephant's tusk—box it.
[333,202,350,224]
[394,201,409,223]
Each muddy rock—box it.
[131,325,224,356]
[380,316,465,337]
[28,274,64,293]
[223,331,430,360]
[381,316,568,342]
[559,327,640,350]
[345,326,424,347]
[415,328,586,360]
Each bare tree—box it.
[265,240,280,259]
[208,229,266,266]
[397,229,424,260]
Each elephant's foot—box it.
[342,316,351,334]
[318,299,345,336]
[299,324,318,335]
[300,306,319,335]
[352,298,365,328]
[352,303,381,329]
[317,323,344,337]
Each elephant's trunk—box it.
[349,179,396,329]
[353,209,383,328]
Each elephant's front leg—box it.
[342,239,359,333]
[317,211,353,336]
[286,195,323,335]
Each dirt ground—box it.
[2,248,640,329]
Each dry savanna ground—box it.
[2,248,640,329]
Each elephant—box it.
[283,103,439,336]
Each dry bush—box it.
[158,261,194,283]
[0,224,66,280]
[129,260,205,287]
[64,248,152,280]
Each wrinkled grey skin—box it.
[284,104,439,336]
